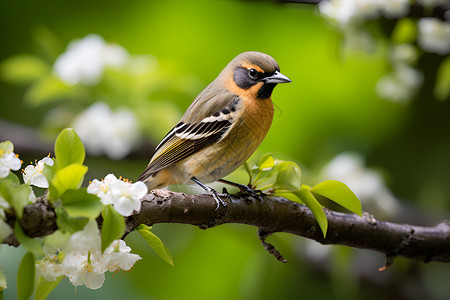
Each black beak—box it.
[264,71,291,84]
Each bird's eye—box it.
[248,68,259,80]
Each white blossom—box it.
[107,180,147,216]
[73,102,139,160]
[380,0,409,18]
[418,18,450,55]
[391,44,418,65]
[0,141,21,178]
[319,0,409,27]
[102,239,140,272]
[87,174,118,205]
[22,156,54,188]
[376,64,423,103]
[87,173,148,216]
[320,152,400,217]
[53,34,129,85]
[36,220,141,290]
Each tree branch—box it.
[4,190,450,265]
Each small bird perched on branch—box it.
[138,51,291,208]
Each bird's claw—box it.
[239,185,264,200]
[210,189,228,210]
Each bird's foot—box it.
[239,185,264,200]
[218,179,264,200]
[209,189,228,210]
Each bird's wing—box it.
[138,94,240,180]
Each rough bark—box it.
[4,190,450,265]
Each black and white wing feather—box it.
[137,97,240,180]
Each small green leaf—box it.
[17,252,35,300]
[0,55,49,84]
[434,56,450,101]
[4,172,20,185]
[392,18,416,44]
[42,161,56,188]
[14,221,44,255]
[34,276,63,300]
[0,219,12,243]
[24,75,72,106]
[0,180,33,219]
[136,224,174,266]
[273,161,302,192]
[101,205,125,253]
[273,191,304,204]
[54,206,88,233]
[60,189,102,219]
[50,164,88,198]
[42,230,71,252]
[295,188,328,238]
[0,268,6,291]
[54,128,85,169]
[259,153,274,170]
[311,180,362,216]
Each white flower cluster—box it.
[319,0,409,26]
[87,174,147,216]
[73,102,139,160]
[53,34,129,86]
[375,42,425,102]
[22,156,54,188]
[37,220,141,289]
[0,142,21,178]
[0,141,38,239]
[418,18,450,55]
[320,152,400,218]
[319,0,450,102]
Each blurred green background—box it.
[1,0,449,299]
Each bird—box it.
[138,51,291,208]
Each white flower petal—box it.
[114,196,135,216]
[30,173,49,188]
[131,181,148,199]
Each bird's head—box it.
[223,51,291,99]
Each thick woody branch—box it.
[4,190,450,265]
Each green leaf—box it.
[24,75,72,106]
[0,181,33,219]
[34,276,63,300]
[311,180,362,216]
[32,25,64,61]
[17,252,35,300]
[60,189,102,219]
[54,206,88,233]
[0,55,49,84]
[14,221,44,255]
[259,153,274,170]
[50,164,88,198]
[42,230,71,252]
[4,172,20,185]
[42,161,56,189]
[136,224,174,266]
[0,219,12,243]
[295,188,328,238]
[434,56,450,101]
[54,128,85,169]
[101,205,125,253]
[392,18,416,44]
[273,161,302,192]
[0,268,6,291]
